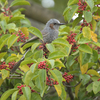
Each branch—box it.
[64,79,82,87]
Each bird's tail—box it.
[11,49,30,73]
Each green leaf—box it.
[93,81,100,94]
[87,69,100,77]
[46,43,55,53]
[54,60,65,68]
[20,59,36,66]
[31,43,41,53]
[30,63,38,73]
[82,27,91,39]
[34,50,43,60]
[0,20,7,33]
[1,69,9,80]
[68,71,79,75]
[0,52,7,60]
[92,50,98,62]
[1,88,18,100]
[78,37,91,44]
[50,70,62,85]
[10,0,30,7]
[0,34,11,50]
[22,86,31,100]
[85,0,94,10]
[11,90,19,100]
[19,95,26,100]
[82,53,91,65]
[39,69,46,97]
[31,93,42,100]
[80,74,90,85]
[78,44,92,54]
[48,51,67,59]
[9,15,25,23]
[28,27,43,40]
[52,38,70,47]
[24,70,34,85]
[7,23,18,32]
[72,16,83,28]
[92,42,100,47]
[83,11,92,23]
[68,0,78,6]
[7,34,19,48]
[86,83,93,92]
[67,5,78,23]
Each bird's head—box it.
[46,19,65,30]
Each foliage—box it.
[0,0,100,100]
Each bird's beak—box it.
[59,23,65,25]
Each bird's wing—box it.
[21,36,39,47]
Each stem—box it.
[66,82,74,100]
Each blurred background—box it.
[9,0,67,30]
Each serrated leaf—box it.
[11,90,19,100]
[30,63,37,73]
[67,5,78,23]
[80,63,88,74]
[22,86,31,100]
[7,34,19,48]
[72,16,83,28]
[82,27,91,39]
[52,38,70,47]
[93,81,100,94]
[0,34,11,50]
[78,44,92,54]
[20,59,36,66]
[31,43,41,53]
[21,27,29,37]
[0,78,4,86]
[0,20,7,33]
[86,83,93,92]
[10,0,30,7]
[0,52,7,60]
[87,69,100,77]
[7,23,18,32]
[28,27,43,40]
[46,43,55,53]
[91,31,98,42]
[24,70,34,85]
[18,95,26,100]
[31,93,42,100]
[54,85,62,96]
[85,0,94,10]
[80,74,90,85]
[83,11,92,23]
[1,88,18,100]
[48,51,67,59]
[1,69,9,79]
[78,37,91,44]
[50,70,62,85]
[34,50,43,60]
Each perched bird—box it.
[11,19,64,73]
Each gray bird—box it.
[11,19,64,73]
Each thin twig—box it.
[64,79,82,87]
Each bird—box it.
[11,19,64,73]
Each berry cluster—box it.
[80,20,93,31]
[2,7,13,18]
[46,76,59,86]
[67,33,79,52]
[38,61,49,72]
[0,62,7,70]
[14,30,28,43]
[8,61,16,69]
[17,85,36,94]
[63,72,73,83]
[77,0,87,13]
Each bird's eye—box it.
[54,23,57,25]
